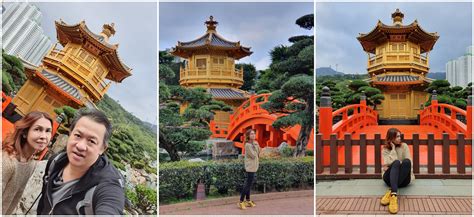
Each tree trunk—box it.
[294,122,312,157]
[159,130,181,161]
[294,95,314,157]
[167,148,180,162]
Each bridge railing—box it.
[229,94,270,129]
[420,91,472,139]
[316,133,472,179]
[319,87,378,140]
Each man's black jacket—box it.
[37,152,125,215]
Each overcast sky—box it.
[159,2,313,70]
[34,2,157,123]
[316,2,472,74]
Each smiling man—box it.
[37,109,125,215]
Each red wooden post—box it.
[360,92,367,126]
[427,133,435,174]
[316,134,323,174]
[330,134,338,174]
[360,133,367,174]
[412,134,420,174]
[442,133,450,174]
[344,133,352,174]
[457,133,466,174]
[374,133,382,174]
[431,90,438,106]
[319,87,333,140]
[467,96,472,139]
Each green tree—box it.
[262,75,313,156]
[2,50,26,93]
[236,63,257,91]
[159,50,182,85]
[258,14,314,156]
[255,14,314,93]
[159,58,231,161]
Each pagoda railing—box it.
[319,87,378,140]
[179,67,243,85]
[420,93,472,139]
[367,53,428,72]
[44,48,109,98]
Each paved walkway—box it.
[160,190,314,215]
[316,179,472,215]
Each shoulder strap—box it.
[77,170,124,215]
[45,152,66,182]
[76,185,97,215]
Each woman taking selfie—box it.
[380,128,415,214]
[238,129,261,210]
[2,111,53,214]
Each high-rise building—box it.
[446,46,473,87]
[2,2,52,65]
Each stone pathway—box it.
[160,190,314,215]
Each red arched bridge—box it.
[317,87,472,179]
[210,93,314,151]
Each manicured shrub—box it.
[159,157,313,203]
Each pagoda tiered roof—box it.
[171,16,252,60]
[357,9,439,54]
[55,20,132,82]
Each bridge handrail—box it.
[421,103,467,117]
[331,103,378,137]
[229,94,271,127]
[420,103,470,138]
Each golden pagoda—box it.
[13,20,131,117]
[357,9,439,120]
[171,16,252,129]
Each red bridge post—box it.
[467,95,472,139]
[319,86,332,140]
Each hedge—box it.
[159,157,313,202]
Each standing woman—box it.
[238,129,261,210]
[380,128,415,214]
[2,111,53,214]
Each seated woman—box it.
[380,128,415,214]
[2,111,52,214]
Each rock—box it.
[15,160,47,215]
[188,158,205,162]
[278,142,289,152]
[260,147,280,158]
[208,139,238,159]
[122,163,156,189]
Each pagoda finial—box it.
[392,8,404,25]
[205,16,218,32]
[100,23,116,42]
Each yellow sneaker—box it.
[238,201,247,210]
[388,194,398,214]
[380,189,391,206]
[245,200,256,207]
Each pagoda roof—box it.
[357,9,439,54]
[171,16,252,60]
[40,70,82,100]
[209,88,247,100]
[55,20,132,82]
[370,74,430,86]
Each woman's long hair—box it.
[2,111,53,158]
[384,128,401,150]
[244,129,255,144]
